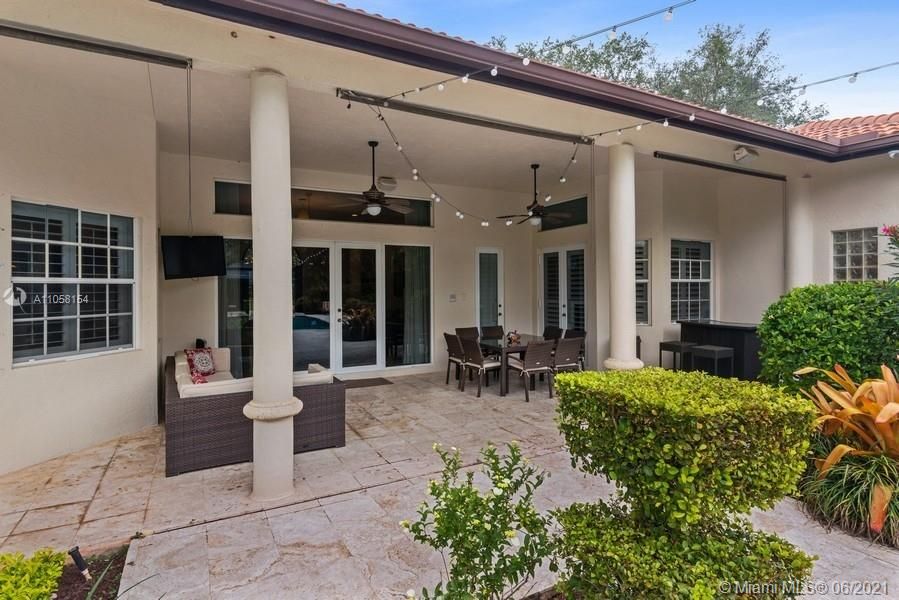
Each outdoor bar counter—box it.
[678,320,761,381]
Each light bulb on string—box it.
[561,44,571,55]
[430,193,436,200]
[462,74,469,84]
[544,194,552,203]
[663,118,669,127]
[396,143,402,151]
[616,129,622,136]
[608,27,617,41]
[635,124,642,131]
[664,7,674,21]
[798,86,807,95]
[458,213,464,220]
[481,220,490,227]
[559,176,567,183]
[720,106,728,114]
[505,219,513,226]
[849,73,858,83]
[689,113,696,121]
[522,57,530,66]
[756,97,764,107]
[490,66,498,77]
[437,83,445,92]
[434,195,441,203]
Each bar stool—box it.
[659,340,695,371]
[689,344,734,376]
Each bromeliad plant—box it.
[796,362,899,533]
[401,442,555,600]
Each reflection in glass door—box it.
[476,249,504,328]
[339,246,379,368]
[292,246,331,371]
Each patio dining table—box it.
[480,333,544,397]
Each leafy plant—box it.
[796,363,899,533]
[555,369,814,529]
[554,501,814,600]
[800,435,899,548]
[758,282,899,393]
[401,442,555,600]
[0,548,66,600]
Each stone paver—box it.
[2,372,899,598]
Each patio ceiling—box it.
[1,29,767,198]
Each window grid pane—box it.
[10,200,135,363]
[670,240,711,322]
[832,228,878,282]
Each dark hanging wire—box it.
[186,64,194,236]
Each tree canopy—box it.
[487,25,827,127]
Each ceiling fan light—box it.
[505,219,513,226]
[366,204,382,216]
[529,216,542,226]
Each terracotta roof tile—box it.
[790,113,899,142]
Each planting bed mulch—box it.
[55,546,128,600]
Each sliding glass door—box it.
[292,245,331,371]
[220,240,431,373]
[337,245,380,369]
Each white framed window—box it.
[832,228,878,282]
[635,240,650,325]
[670,240,711,322]
[10,200,136,363]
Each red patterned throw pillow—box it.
[184,348,216,384]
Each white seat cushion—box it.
[508,356,524,370]
[466,360,500,369]
[179,377,252,398]
[293,370,334,386]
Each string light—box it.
[688,113,696,121]
[608,27,617,41]
[635,124,642,131]
[505,219,514,226]
[462,74,469,83]
[663,118,669,127]
[481,220,490,227]
[664,7,674,21]
[490,66,499,77]
[437,83,445,91]
[522,57,530,66]
[848,73,858,84]
[559,176,567,183]
[545,194,552,202]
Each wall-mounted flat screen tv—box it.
[161,235,226,280]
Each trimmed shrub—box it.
[758,282,899,393]
[555,501,814,600]
[0,548,66,600]
[555,368,814,529]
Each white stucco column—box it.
[603,143,644,371]
[785,175,814,290]
[243,69,302,501]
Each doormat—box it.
[344,377,393,389]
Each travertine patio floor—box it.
[2,371,898,598]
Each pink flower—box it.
[882,224,899,237]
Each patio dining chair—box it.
[553,337,583,375]
[564,329,587,370]
[542,325,563,341]
[460,336,501,398]
[455,327,480,339]
[480,325,504,340]
[443,332,465,387]
[507,340,555,402]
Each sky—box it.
[339,0,899,119]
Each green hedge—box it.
[0,549,66,600]
[555,502,814,600]
[758,282,899,394]
[555,369,814,529]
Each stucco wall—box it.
[0,58,158,474]
[156,152,533,376]
[807,161,899,283]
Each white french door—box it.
[475,248,504,328]
[335,243,384,371]
[539,245,586,333]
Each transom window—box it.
[635,240,650,325]
[833,228,878,282]
[670,240,711,322]
[10,201,135,363]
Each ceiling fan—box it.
[497,163,571,227]
[332,141,413,216]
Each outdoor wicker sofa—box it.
[164,354,346,476]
